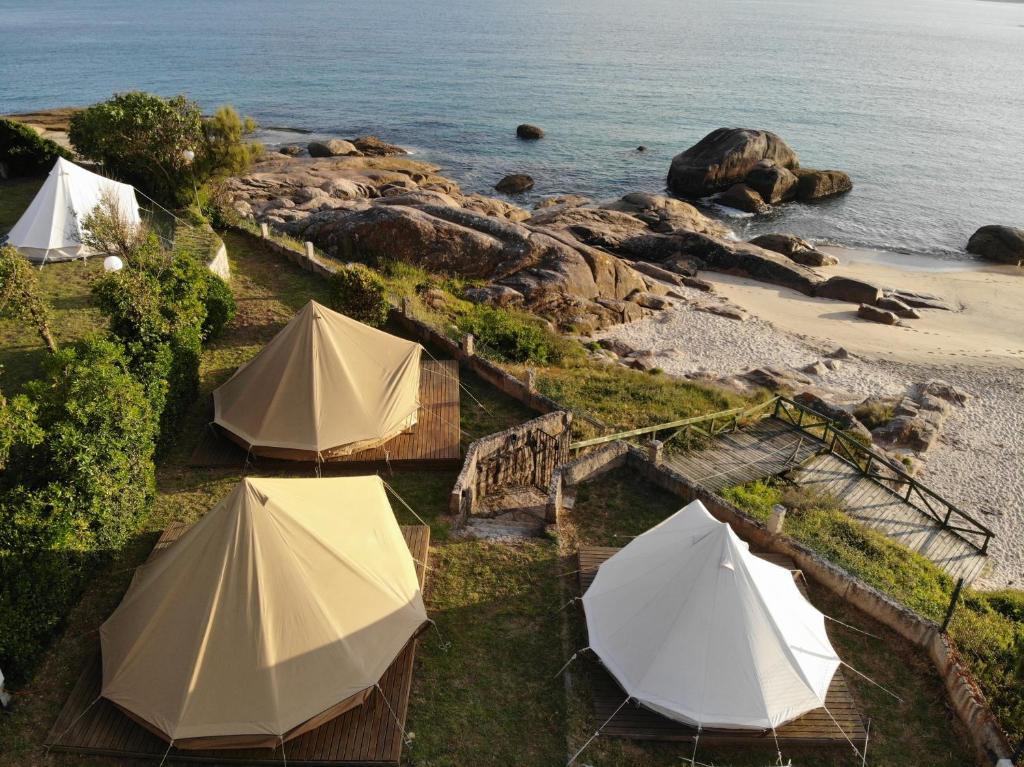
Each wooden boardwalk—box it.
[663,418,820,492]
[793,453,988,583]
[577,546,867,747]
[45,524,431,765]
[189,359,461,470]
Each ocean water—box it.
[2,0,1023,258]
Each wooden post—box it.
[646,439,663,466]
[940,577,965,633]
[768,504,787,535]
[304,241,315,260]
[462,333,475,356]
[401,296,411,317]
[259,222,269,239]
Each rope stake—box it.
[566,695,631,766]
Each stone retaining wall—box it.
[554,441,1011,766]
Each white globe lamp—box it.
[103,255,124,272]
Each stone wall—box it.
[554,441,1012,766]
[450,411,572,526]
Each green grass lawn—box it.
[560,469,975,767]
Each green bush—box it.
[327,265,391,327]
[0,337,157,679]
[0,118,72,177]
[199,271,236,340]
[456,305,562,364]
[69,92,260,206]
[91,236,206,450]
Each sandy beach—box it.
[597,248,1024,588]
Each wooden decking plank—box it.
[46,524,430,764]
[188,360,460,470]
[578,547,866,745]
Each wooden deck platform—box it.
[793,453,988,583]
[663,418,820,493]
[189,359,461,470]
[45,524,432,765]
[577,546,867,747]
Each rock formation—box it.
[716,183,770,214]
[748,234,838,267]
[495,174,534,194]
[516,124,544,140]
[966,225,1024,264]
[667,128,800,196]
[793,168,853,201]
[308,139,359,157]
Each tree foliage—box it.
[0,118,71,177]
[327,265,391,327]
[0,245,57,352]
[69,92,261,206]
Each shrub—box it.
[0,118,71,177]
[69,92,260,206]
[0,245,57,352]
[853,397,896,430]
[327,265,391,327]
[80,190,149,262]
[199,271,236,340]
[456,305,561,364]
[0,337,157,679]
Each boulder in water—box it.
[793,168,852,201]
[716,183,771,214]
[495,174,535,194]
[350,135,407,156]
[966,225,1024,264]
[744,162,799,204]
[666,128,800,196]
[516,124,544,140]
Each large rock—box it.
[666,128,799,197]
[748,233,838,267]
[350,135,407,156]
[716,183,770,214]
[516,124,544,140]
[308,139,359,157]
[600,192,732,237]
[857,304,900,325]
[876,296,920,319]
[495,174,534,194]
[793,392,872,442]
[534,194,590,211]
[793,168,852,201]
[872,415,940,452]
[744,162,799,204]
[966,225,1024,264]
[816,275,882,304]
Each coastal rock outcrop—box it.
[716,183,770,214]
[667,128,800,196]
[495,174,534,194]
[793,168,853,201]
[857,304,900,325]
[308,139,359,157]
[744,162,799,204]
[966,225,1024,264]
[351,135,407,156]
[748,234,838,267]
[516,124,544,140]
[815,275,882,305]
[599,193,732,237]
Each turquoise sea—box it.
[1,0,1023,258]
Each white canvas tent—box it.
[582,500,840,731]
[5,157,141,263]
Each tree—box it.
[0,246,57,352]
[80,189,149,262]
[0,118,72,177]
[69,92,262,207]
[69,92,205,205]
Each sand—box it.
[596,248,1024,588]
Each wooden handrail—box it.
[774,396,994,553]
[568,397,779,450]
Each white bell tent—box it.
[5,158,141,264]
[582,500,841,732]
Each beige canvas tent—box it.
[100,475,428,749]
[213,300,422,460]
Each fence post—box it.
[525,368,537,393]
[940,577,965,633]
[304,241,315,261]
[401,296,411,317]
[646,440,663,466]
[462,333,475,356]
[768,504,787,535]
[259,222,269,239]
